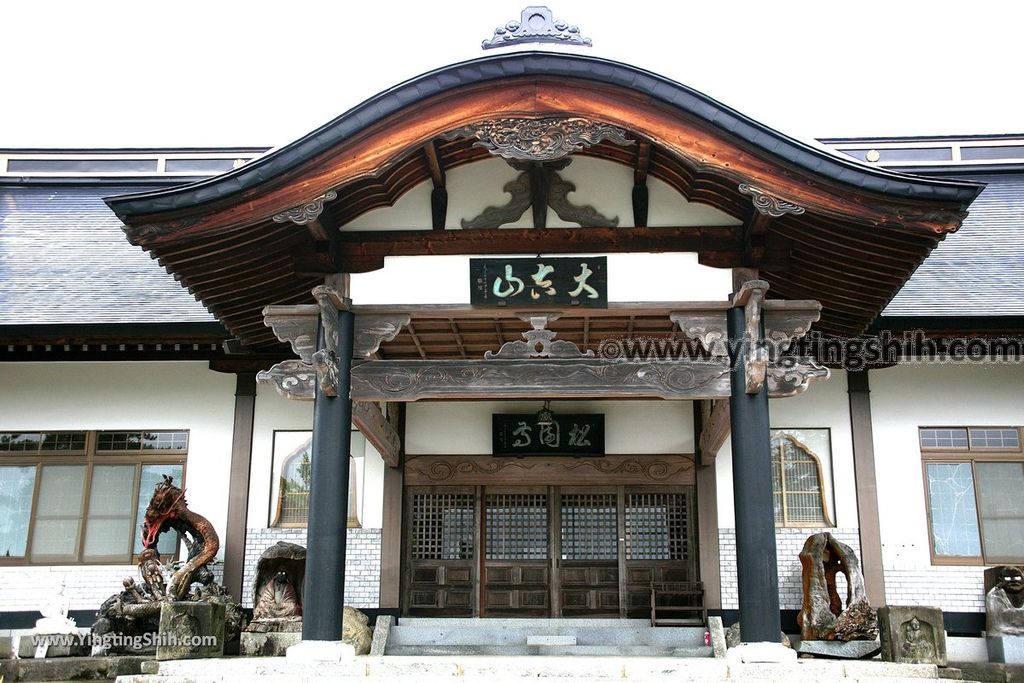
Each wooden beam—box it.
[742,210,772,266]
[351,400,401,468]
[423,141,448,230]
[334,226,739,259]
[698,398,731,463]
[632,141,651,227]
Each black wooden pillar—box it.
[727,305,781,642]
[302,306,355,641]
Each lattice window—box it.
[625,492,687,561]
[771,433,829,527]
[411,492,475,561]
[560,493,617,561]
[485,493,548,560]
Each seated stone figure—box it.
[987,565,1024,637]
[246,541,306,632]
[254,570,302,621]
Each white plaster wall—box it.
[715,370,858,529]
[0,361,235,610]
[247,387,386,529]
[406,399,692,455]
[869,362,1024,612]
[341,156,741,231]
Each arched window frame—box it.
[270,431,361,529]
[771,431,834,528]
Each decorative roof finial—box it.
[482,6,592,50]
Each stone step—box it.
[387,619,707,648]
[384,644,712,657]
[117,655,953,682]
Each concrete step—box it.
[384,644,713,657]
[119,655,953,682]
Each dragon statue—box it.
[91,475,242,655]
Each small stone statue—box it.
[900,616,936,661]
[986,565,1024,637]
[246,542,306,633]
[797,532,878,641]
[253,570,302,621]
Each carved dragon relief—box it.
[444,117,631,162]
[460,159,619,229]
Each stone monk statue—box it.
[253,570,302,621]
[987,565,1024,637]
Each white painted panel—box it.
[0,362,235,560]
[350,252,731,305]
[406,399,692,455]
[716,370,856,529]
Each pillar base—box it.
[726,642,798,664]
[286,640,355,662]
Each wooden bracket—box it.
[352,401,401,467]
[732,279,769,394]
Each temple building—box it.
[1,12,1022,656]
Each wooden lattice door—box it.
[403,486,477,615]
[481,488,551,616]
[557,488,621,616]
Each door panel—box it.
[482,490,551,615]
[623,489,696,617]
[558,491,620,616]
[404,487,476,615]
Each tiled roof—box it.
[0,184,214,324]
[883,173,1024,317]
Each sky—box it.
[2,0,1023,149]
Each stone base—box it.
[708,616,727,658]
[156,601,225,661]
[797,638,881,659]
[726,642,799,663]
[987,635,1024,664]
[369,615,392,656]
[13,655,148,681]
[243,617,302,634]
[240,631,302,657]
[285,639,355,662]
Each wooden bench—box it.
[650,581,707,627]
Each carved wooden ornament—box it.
[271,190,338,225]
[444,117,631,162]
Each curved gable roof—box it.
[107,51,981,229]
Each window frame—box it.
[920,426,1024,566]
[770,427,835,529]
[268,429,362,530]
[0,430,187,566]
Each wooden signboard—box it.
[470,256,607,307]
[492,413,605,456]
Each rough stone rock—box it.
[797,532,878,641]
[878,605,947,666]
[725,622,791,649]
[342,606,372,656]
[240,631,303,657]
[156,601,225,661]
[13,655,147,682]
[796,638,881,659]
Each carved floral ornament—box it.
[481,6,592,49]
[443,117,632,162]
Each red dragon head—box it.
[140,475,187,549]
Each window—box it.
[0,431,186,564]
[921,426,1024,564]
[269,430,363,528]
[771,429,834,528]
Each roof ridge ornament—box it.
[738,183,806,218]
[482,6,592,49]
[444,117,632,162]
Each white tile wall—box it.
[242,527,381,609]
[719,528,861,610]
